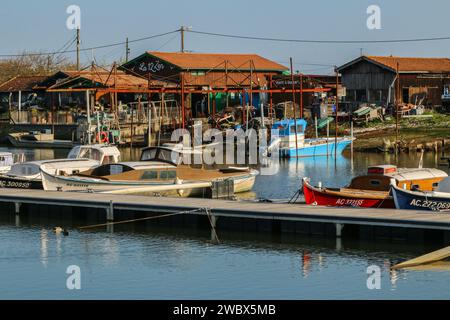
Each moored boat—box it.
[0,144,121,190]
[391,177,450,212]
[303,165,448,208]
[41,147,258,196]
[7,131,77,149]
[271,119,353,158]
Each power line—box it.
[0,30,179,58]
[188,29,450,44]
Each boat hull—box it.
[303,179,394,208]
[41,169,257,197]
[281,139,352,158]
[7,135,76,149]
[392,185,450,211]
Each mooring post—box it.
[107,200,114,222]
[14,202,21,215]
[205,208,220,244]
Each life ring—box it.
[97,131,109,143]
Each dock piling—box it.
[14,202,21,215]
[335,223,345,238]
[107,200,114,222]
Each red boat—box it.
[302,165,448,209]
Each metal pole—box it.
[315,116,318,139]
[18,90,21,123]
[300,73,303,118]
[249,60,253,131]
[335,66,339,157]
[326,121,330,157]
[76,28,80,71]
[86,90,91,144]
[396,62,400,151]
[181,72,185,129]
[148,102,152,147]
[290,58,299,158]
[269,74,273,120]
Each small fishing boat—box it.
[271,119,353,158]
[41,147,258,197]
[0,152,14,174]
[0,144,121,190]
[391,177,450,212]
[303,165,448,208]
[7,131,77,149]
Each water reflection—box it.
[40,229,48,267]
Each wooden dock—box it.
[1,189,450,243]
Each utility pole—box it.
[76,28,80,71]
[125,37,130,62]
[180,26,185,53]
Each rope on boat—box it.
[289,182,304,204]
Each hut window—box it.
[432,182,439,188]
[370,180,381,186]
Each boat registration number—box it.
[0,180,31,189]
[409,199,450,211]
[336,199,365,207]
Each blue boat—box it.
[271,119,353,158]
[391,177,450,212]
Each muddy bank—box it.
[353,127,450,152]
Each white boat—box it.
[41,147,258,197]
[0,144,121,190]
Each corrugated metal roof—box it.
[147,51,288,71]
[0,75,49,92]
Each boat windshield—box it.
[68,147,102,161]
[141,148,180,165]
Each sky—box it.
[0,0,449,74]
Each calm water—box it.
[0,146,449,300]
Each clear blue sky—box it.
[1,0,449,74]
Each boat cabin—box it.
[67,145,121,165]
[437,177,450,193]
[78,163,178,182]
[349,165,448,191]
[8,159,100,178]
[272,119,307,149]
[140,147,187,166]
